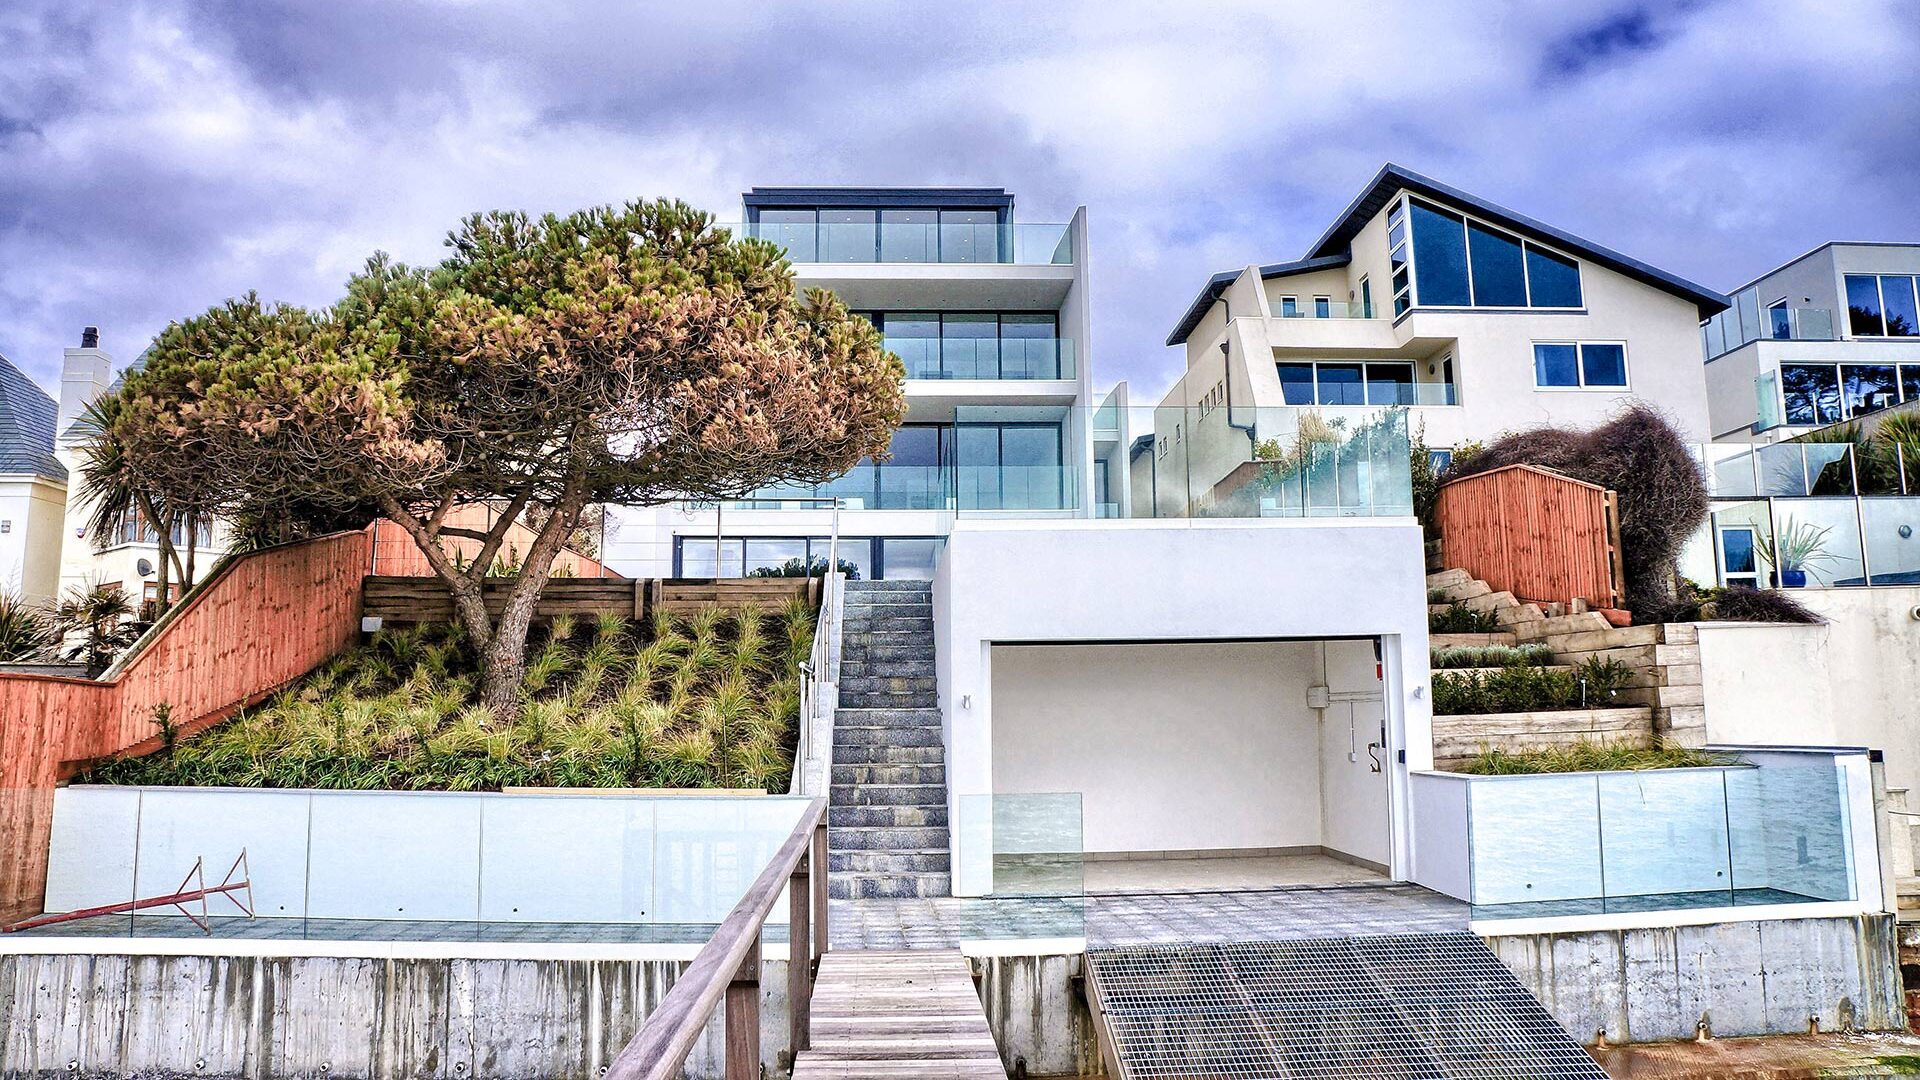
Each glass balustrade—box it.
[890,337,1076,381]
[722,220,1074,265]
[1269,298,1381,320]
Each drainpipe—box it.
[1218,295,1259,454]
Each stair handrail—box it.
[606,796,829,1080]
[791,498,844,797]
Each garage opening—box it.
[989,638,1396,894]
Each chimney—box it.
[58,327,115,442]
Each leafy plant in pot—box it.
[1762,517,1836,588]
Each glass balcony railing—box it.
[1702,284,1837,359]
[1425,750,1866,920]
[724,221,1074,266]
[889,337,1076,381]
[1269,299,1381,320]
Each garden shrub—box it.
[1459,740,1742,775]
[1430,643,1554,669]
[1698,584,1822,624]
[81,601,816,792]
[1429,603,1501,634]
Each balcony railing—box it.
[1702,284,1837,359]
[889,336,1076,381]
[1269,299,1380,320]
[724,221,1074,266]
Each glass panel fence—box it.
[890,337,1076,380]
[1269,299,1381,320]
[725,221,1074,265]
[1465,759,1857,919]
[952,792,1086,941]
[1863,496,1920,585]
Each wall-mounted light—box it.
[961,694,972,710]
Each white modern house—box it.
[1702,242,1920,441]
[601,187,1111,581]
[1147,164,1729,514]
[0,350,68,602]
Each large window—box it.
[1780,361,1915,425]
[1405,197,1584,311]
[867,312,1063,379]
[1388,203,1412,316]
[1845,274,1919,337]
[749,420,1069,510]
[1533,341,1628,389]
[749,206,1005,263]
[1275,361,1419,406]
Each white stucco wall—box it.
[0,476,66,601]
[934,517,1429,894]
[989,641,1324,854]
[1698,586,1920,794]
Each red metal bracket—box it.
[3,849,255,934]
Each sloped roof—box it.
[1167,163,1731,346]
[0,352,65,482]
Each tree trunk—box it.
[476,487,588,715]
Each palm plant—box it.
[0,591,56,662]
[51,580,139,676]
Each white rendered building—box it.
[0,350,67,602]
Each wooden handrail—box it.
[606,796,829,1080]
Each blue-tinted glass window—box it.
[1277,362,1316,405]
[882,313,941,378]
[1366,362,1416,405]
[941,315,999,378]
[1317,363,1366,405]
[1879,276,1918,336]
[1903,365,1920,402]
[757,210,816,262]
[1279,296,1299,318]
[818,209,876,262]
[1841,364,1899,416]
[1534,343,1580,387]
[1467,221,1527,306]
[1361,278,1374,319]
[880,210,936,262]
[1768,301,1792,340]
[1781,364,1841,425]
[1525,244,1583,307]
[1410,201,1471,306]
[1846,274,1884,336]
[1580,343,1627,387]
[1314,296,1331,318]
[1721,528,1757,576]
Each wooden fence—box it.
[370,511,612,578]
[362,576,820,625]
[1435,463,1623,610]
[0,530,372,922]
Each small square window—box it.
[1533,343,1580,387]
[1580,343,1627,387]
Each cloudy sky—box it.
[2,0,1916,402]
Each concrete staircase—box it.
[828,580,951,900]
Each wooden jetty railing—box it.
[606,796,829,1080]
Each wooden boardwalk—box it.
[792,949,1005,1078]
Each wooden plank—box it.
[792,950,1004,1079]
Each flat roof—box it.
[742,187,1014,212]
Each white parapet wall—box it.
[43,787,812,926]
[933,516,1431,895]
[1697,585,1920,794]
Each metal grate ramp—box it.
[1086,932,1609,1079]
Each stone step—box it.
[833,707,941,729]
[1492,602,1544,626]
[840,658,936,679]
[1512,612,1613,641]
[847,580,932,593]
[842,615,933,634]
[830,744,946,765]
[833,763,946,786]
[829,849,950,874]
[1435,579,1492,603]
[842,630,936,649]
[828,872,951,900]
[845,595,932,610]
[839,675,938,695]
[828,804,948,829]
[1426,568,1470,589]
[829,825,950,851]
[834,725,943,748]
[830,783,948,807]
[839,692,940,710]
[843,643,935,664]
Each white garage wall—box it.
[990,641,1322,853]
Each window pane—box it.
[1279,296,1298,318]
[1840,364,1899,417]
[744,539,807,577]
[1410,201,1471,306]
[1768,302,1791,340]
[880,209,936,263]
[1780,364,1841,425]
[1903,365,1920,401]
[1846,274,1884,336]
[818,209,876,263]
[1525,244,1583,307]
[814,537,872,581]
[1313,296,1330,318]
[1580,343,1627,387]
[940,210,1000,264]
[1880,275,1918,336]
[680,538,744,578]
[1277,362,1316,405]
[941,314,999,378]
[1000,424,1062,467]
[1467,220,1527,306]
[1317,363,1366,405]
[756,209,815,262]
[1361,279,1373,318]
[882,313,941,378]
[1365,362,1416,406]
[879,538,940,581]
[1721,529,1757,575]
[887,425,944,466]
[955,424,1000,466]
[999,314,1058,379]
[1534,343,1580,387]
